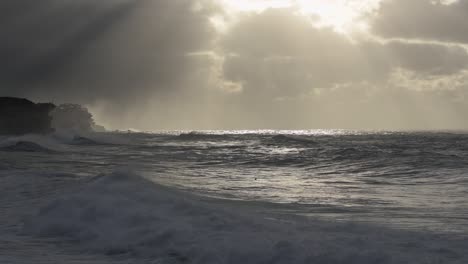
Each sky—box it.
[1,0,468,130]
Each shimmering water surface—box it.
[1,130,468,263]
[2,130,468,234]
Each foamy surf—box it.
[20,170,468,264]
[1,130,468,263]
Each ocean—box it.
[0,130,467,263]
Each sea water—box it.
[0,130,467,263]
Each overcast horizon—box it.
[2,0,468,130]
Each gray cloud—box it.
[385,41,468,75]
[372,0,468,43]
[211,8,468,130]
[0,0,218,105]
[221,9,468,97]
[1,1,137,87]
[221,9,389,98]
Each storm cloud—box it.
[0,0,218,104]
[1,0,468,130]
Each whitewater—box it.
[0,130,467,263]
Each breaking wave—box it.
[0,141,57,153]
[176,131,229,141]
[23,170,468,263]
[0,134,65,153]
[69,136,100,145]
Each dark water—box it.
[1,130,467,263]
[142,130,468,234]
[3,130,467,233]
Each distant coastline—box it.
[0,97,104,135]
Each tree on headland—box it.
[51,104,101,134]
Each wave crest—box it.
[22,170,468,263]
[177,131,228,141]
[0,141,56,153]
[269,135,318,145]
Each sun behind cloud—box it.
[219,0,381,34]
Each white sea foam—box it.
[23,170,468,263]
[0,134,65,152]
[0,132,132,152]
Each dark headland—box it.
[0,97,55,135]
[0,97,104,135]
